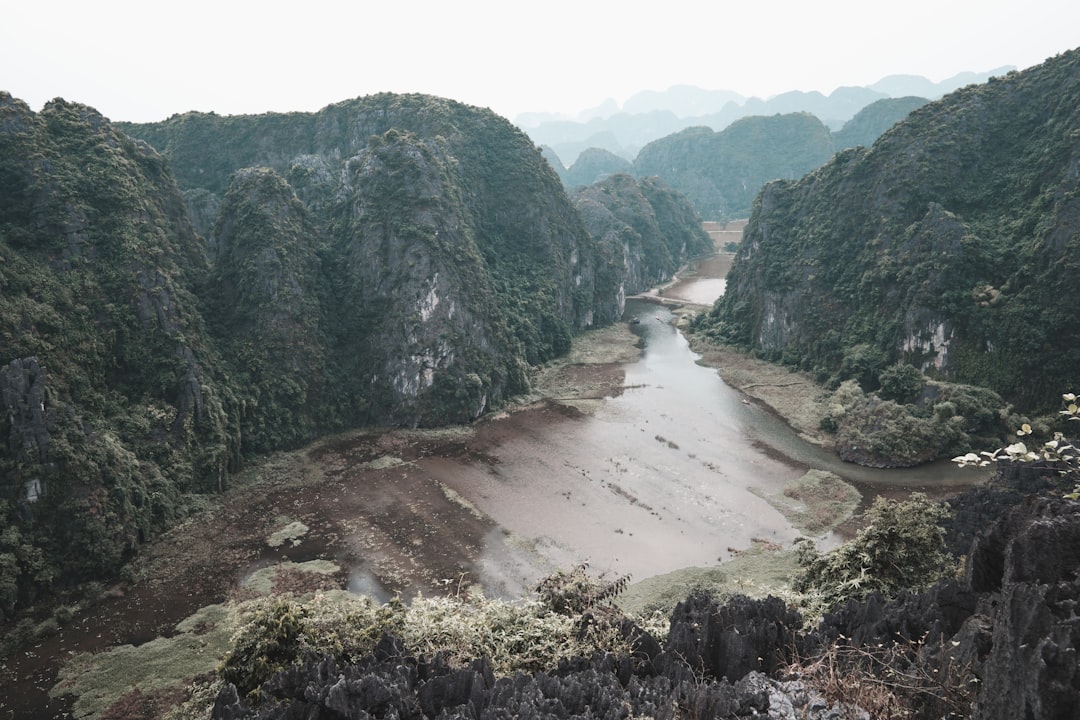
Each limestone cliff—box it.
[571,174,713,321]
[697,49,1080,411]
[121,94,613,415]
[2,91,689,619]
[0,94,237,612]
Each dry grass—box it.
[789,633,976,719]
[615,544,802,617]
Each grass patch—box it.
[267,520,309,548]
[364,455,408,470]
[241,560,342,596]
[50,603,236,720]
[754,470,861,536]
[616,544,801,617]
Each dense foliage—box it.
[561,147,632,188]
[0,95,238,619]
[632,113,836,219]
[830,96,929,150]
[218,571,643,701]
[1,91,706,622]
[694,49,1080,413]
[569,174,713,308]
[793,494,955,612]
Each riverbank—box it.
[0,220,868,719]
[687,336,833,449]
[6,310,859,720]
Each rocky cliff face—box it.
[570,174,713,322]
[121,94,625,416]
[207,167,328,451]
[702,49,1080,410]
[0,94,237,612]
[2,91,698,619]
[327,128,526,425]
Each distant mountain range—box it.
[519,68,1014,167]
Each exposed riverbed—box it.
[4,246,983,719]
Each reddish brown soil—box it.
[0,364,626,718]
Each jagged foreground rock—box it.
[211,490,1080,719]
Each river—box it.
[424,257,979,596]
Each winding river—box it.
[423,257,980,596]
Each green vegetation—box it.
[815,373,1012,467]
[793,493,955,615]
[0,94,236,622]
[561,97,924,213]
[831,96,929,150]
[755,469,861,535]
[3,90,708,625]
[570,173,713,300]
[955,391,1080,498]
[633,113,836,219]
[561,147,632,188]
[58,569,660,716]
[694,48,1080,418]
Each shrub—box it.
[877,363,925,404]
[793,494,955,613]
[954,391,1080,498]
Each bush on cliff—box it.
[217,569,658,702]
[793,493,955,615]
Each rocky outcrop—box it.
[206,482,1080,720]
[820,490,1080,719]
[207,167,328,450]
[1,358,53,475]
[660,594,803,682]
[210,607,851,720]
[329,128,526,425]
[704,49,1080,409]
[570,174,713,323]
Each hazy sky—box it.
[3,1,1077,124]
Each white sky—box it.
[2,1,1077,124]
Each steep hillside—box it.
[831,96,929,150]
[121,94,613,421]
[563,100,924,200]
[2,91,688,621]
[562,147,632,188]
[0,94,238,614]
[695,49,1080,411]
[570,174,713,313]
[522,69,1008,168]
[632,113,836,219]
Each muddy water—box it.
[665,263,979,492]
[433,302,807,591]
[434,260,979,596]
[661,253,733,305]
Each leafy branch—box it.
[953,392,1080,498]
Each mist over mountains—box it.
[520,67,1013,167]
